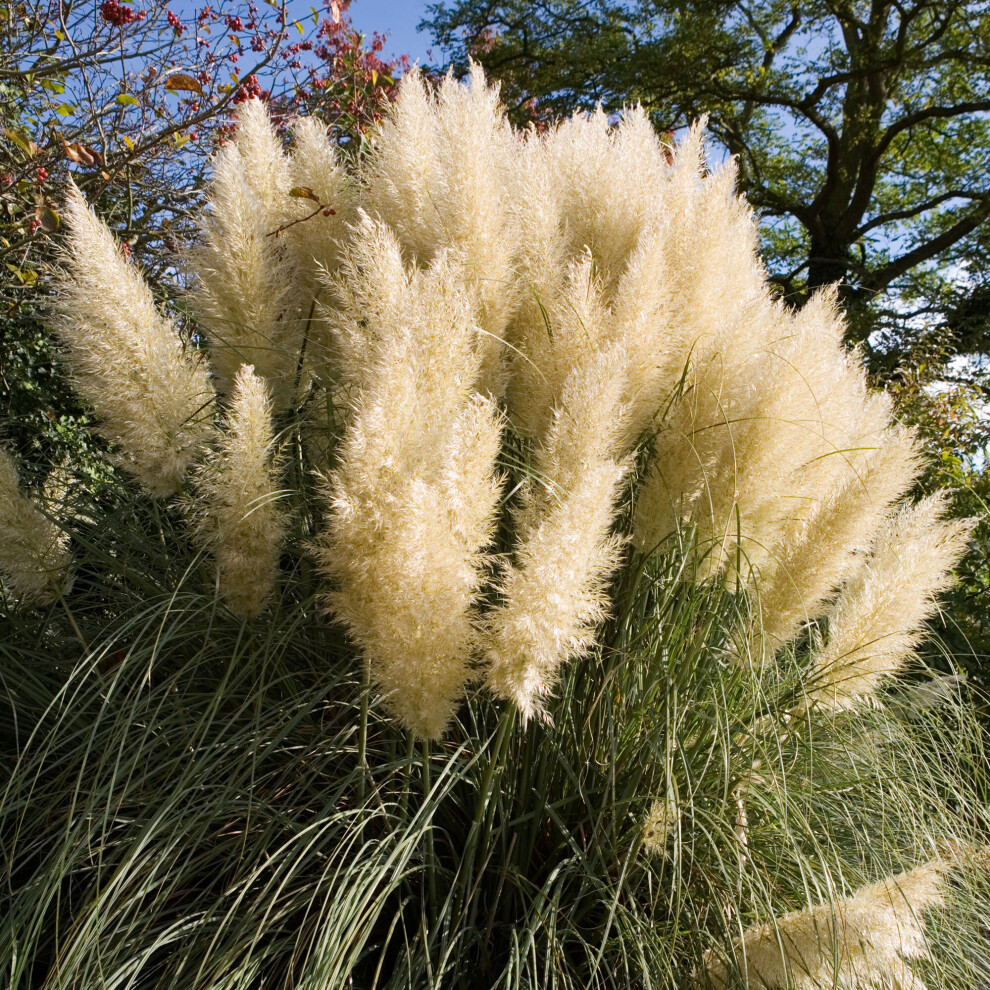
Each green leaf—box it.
[116,93,140,107]
[4,128,31,155]
[36,206,59,232]
[54,103,74,116]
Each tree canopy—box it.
[426,0,990,350]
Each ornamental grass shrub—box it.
[2,66,990,989]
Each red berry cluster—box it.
[233,74,265,104]
[166,10,184,36]
[100,1,146,27]
[35,167,48,185]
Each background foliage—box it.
[1,0,400,476]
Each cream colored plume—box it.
[188,99,302,410]
[747,426,923,657]
[283,116,355,375]
[540,104,671,292]
[705,859,949,989]
[56,182,213,496]
[190,365,287,619]
[505,111,682,440]
[804,494,971,710]
[595,141,939,656]
[364,63,520,394]
[325,213,415,391]
[316,225,503,739]
[285,116,353,292]
[0,449,70,602]
[484,344,630,719]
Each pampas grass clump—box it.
[2,67,989,990]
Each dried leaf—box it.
[61,138,100,167]
[289,186,319,201]
[165,73,203,95]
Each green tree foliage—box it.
[425,0,990,342]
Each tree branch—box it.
[863,200,990,292]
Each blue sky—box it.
[347,0,438,66]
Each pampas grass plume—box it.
[484,345,630,719]
[805,494,972,709]
[57,182,213,495]
[706,859,949,989]
[191,365,287,619]
[188,99,302,409]
[0,449,70,602]
[364,64,520,395]
[317,230,503,739]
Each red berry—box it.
[100,0,140,27]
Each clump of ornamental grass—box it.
[2,67,990,990]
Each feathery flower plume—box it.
[325,213,416,392]
[364,64,520,395]
[628,196,921,604]
[190,365,287,619]
[803,494,971,710]
[317,225,503,739]
[641,793,679,855]
[627,148,853,566]
[746,427,923,656]
[506,110,676,439]
[56,182,213,496]
[0,450,70,602]
[505,249,613,442]
[188,99,302,409]
[484,345,630,719]
[283,116,355,376]
[285,117,353,288]
[542,105,669,293]
[705,859,949,989]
